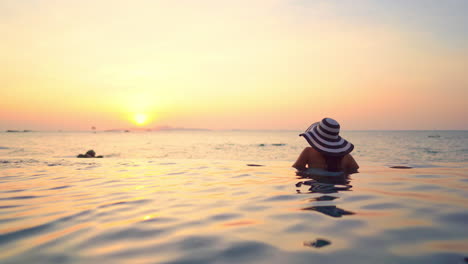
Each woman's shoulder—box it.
[303,147,323,157]
[342,153,351,159]
[341,154,353,163]
[303,146,319,154]
[343,153,357,160]
[341,153,359,171]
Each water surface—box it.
[1,131,467,263]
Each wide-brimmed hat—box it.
[299,118,354,156]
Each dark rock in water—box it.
[390,166,413,169]
[246,164,264,167]
[77,149,103,158]
[303,239,331,248]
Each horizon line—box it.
[2,129,467,133]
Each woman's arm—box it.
[292,147,310,171]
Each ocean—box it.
[1,130,467,263]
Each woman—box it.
[293,118,359,174]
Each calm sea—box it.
[1,130,467,164]
[1,131,467,263]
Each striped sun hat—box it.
[299,118,354,156]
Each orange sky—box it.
[1,0,467,130]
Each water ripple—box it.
[0,195,42,200]
[0,158,467,264]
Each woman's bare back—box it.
[292,147,359,173]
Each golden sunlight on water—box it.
[0,130,467,263]
[1,158,467,263]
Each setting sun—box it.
[133,113,148,126]
[0,0,467,132]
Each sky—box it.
[1,0,467,130]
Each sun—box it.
[133,113,148,126]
